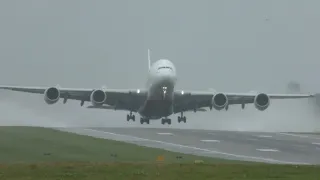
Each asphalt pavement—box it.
[57,127,320,165]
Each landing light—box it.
[181,91,184,95]
[137,89,140,93]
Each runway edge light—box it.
[156,155,164,162]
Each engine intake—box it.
[90,89,107,106]
[44,87,60,104]
[254,93,270,111]
[212,93,228,110]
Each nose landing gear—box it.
[161,117,171,125]
[140,117,150,124]
[162,86,167,99]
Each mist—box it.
[0,0,320,132]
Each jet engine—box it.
[90,89,107,106]
[211,93,228,110]
[44,87,60,104]
[254,93,270,111]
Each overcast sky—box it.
[0,0,319,131]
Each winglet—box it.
[148,49,151,70]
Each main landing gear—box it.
[161,117,171,125]
[127,112,135,121]
[140,117,150,124]
[178,112,186,123]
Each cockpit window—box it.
[157,66,172,70]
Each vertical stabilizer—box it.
[148,49,151,70]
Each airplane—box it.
[0,49,315,125]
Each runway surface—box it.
[56,127,320,165]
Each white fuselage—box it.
[139,59,177,119]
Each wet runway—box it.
[57,127,320,165]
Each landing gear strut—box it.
[162,117,171,125]
[126,112,135,121]
[178,112,186,123]
[140,117,150,124]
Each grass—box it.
[0,126,319,180]
[0,126,234,164]
[0,163,319,180]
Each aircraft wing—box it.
[173,90,314,113]
[0,85,147,112]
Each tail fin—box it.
[148,49,151,70]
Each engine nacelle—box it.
[90,89,107,106]
[44,87,60,104]
[254,93,270,111]
[211,93,228,110]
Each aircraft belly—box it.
[139,99,173,119]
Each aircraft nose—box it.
[158,68,176,83]
[161,68,174,77]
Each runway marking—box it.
[157,133,173,135]
[278,133,320,140]
[256,149,279,152]
[83,128,309,165]
[200,140,220,143]
[312,142,320,146]
[257,135,273,138]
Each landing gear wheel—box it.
[127,113,135,122]
[140,117,150,124]
[161,118,171,125]
[178,112,186,123]
[178,116,186,123]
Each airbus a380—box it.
[0,50,315,125]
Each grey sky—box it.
[0,0,319,131]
